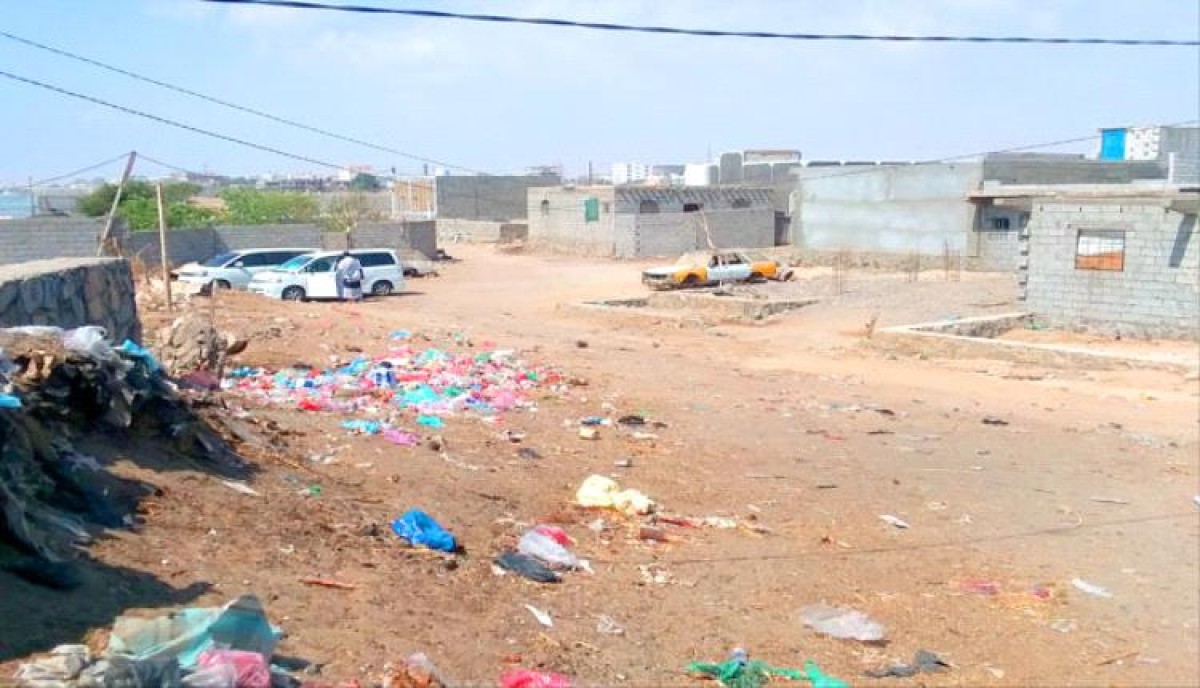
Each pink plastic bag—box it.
[195,649,271,688]
[500,669,573,688]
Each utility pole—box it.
[587,161,593,185]
[97,151,137,256]
[155,183,173,313]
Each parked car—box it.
[247,249,405,301]
[641,249,793,289]
[173,248,316,290]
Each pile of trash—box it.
[0,325,241,588]
[223,335,561,436]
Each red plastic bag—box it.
[534,525,572,546]
[196,649,271,688]
[500,669,572,688]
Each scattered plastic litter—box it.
[518,529,584,570]
[595,614,625,636]
[220,480,261,497]
[383,428,420,446]
[15,645,92,686]
[865,649,951,679]
[0,393,22,409]
[879,514,910,529]
[391,510,457,552]
[961,579,1000,596]
[223,338,559,437]
[524,604,554,628]
[1071,577,1113,598]
[495,551,561,583]
[341,419,383,435]
[500,668,573,688]
[193,649,271,688]
[575,474,656,515]
[800,603,886,642]
[301,577,357,590]
[687,648,813,688]
[578,427,600,440]
[107,595,281,669]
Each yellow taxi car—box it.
[641,249,793,290]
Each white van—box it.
[247,249,405,301]
[173,247,316,290]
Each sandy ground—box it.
[2,245,1198,687]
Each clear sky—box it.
[1,0,1197,184]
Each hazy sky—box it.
[1,0,1197,184]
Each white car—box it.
[247,249,405,301]
[173,248,316,290]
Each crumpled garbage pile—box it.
[0,325,241,589]
[223,334,562,437]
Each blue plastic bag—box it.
[107,595,280,670]
[391,509,457,552]
[341,419,383,435]
[0,394,21,409]
[401,384,440,407]
[417,415,445,429]
[117,340,161,373]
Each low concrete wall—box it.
[437,219,507,243]
[0,257,139,343]
[0,217,126,265]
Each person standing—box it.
[335,250,364,302]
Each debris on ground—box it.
[390,510,458,552]
[494,551,561,583]
[800,603,887,642]
[157,310,248,376]
[1071,577,1114,598]
[575,475,656,515]
[865,649,951,678]
[686,648,848,688]
[500,668,573,688]
[517,527,588,571]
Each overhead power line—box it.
[0,68,343,170]
[30,152,131,186]
[203,0,1200,47]
[0,30,484,175]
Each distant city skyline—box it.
[1,0,1197,186]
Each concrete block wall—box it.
[982,157,1166,185]
[437,175,560,221]
[437,219,506,243]
[527,187,619,256]
[631,209,775,258]
[0,217,122,265]
[0,257,139,343]
[1023,201,1199,337]
[791,163,982,253]
[347,221,437,259]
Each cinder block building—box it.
[526,185,775,257]
[1016,187,1199,338]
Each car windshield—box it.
[278,255,314,271]
[201,252,238,268]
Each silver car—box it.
[173,248,317,290]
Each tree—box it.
[75,180,209,230]
[219,187,319,225]
[349,173,382,191]
[324,193,385,249]
[76,180,154,217]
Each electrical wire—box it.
[0,68,343,170]
[0,29,485,175]
[28,152,131,186]
[203,0,1200,47]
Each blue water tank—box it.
[1099,128,1127,160]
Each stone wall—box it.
[1022,200,1199,337]
[0,258,139,343]
[436,175,560,221]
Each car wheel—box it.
[371,280,393,296]
[682,274,699,288]
[749,272,765,283]
[214,279,232,290]
[281,286,306,302]
[403,268,417,277]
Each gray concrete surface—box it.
[0,257,139,343]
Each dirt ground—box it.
[3,245,1198,687]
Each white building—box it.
[611,162,649,186]
[683,163,718,187]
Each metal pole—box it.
[27,176,35,217]
[156,183,173,313]
[97,151,137,256]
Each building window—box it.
[540,200,550,216]
[683,202,703,213]
[731,198,751,209]
[1075,230,1125,271]
[639,200,660,214]
[991,217,1011,230]
[584,197,600,222]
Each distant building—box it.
[527,185,776,257]
[611,162,649,186]
[1099,125,1199,184]
[683,163,719,187]
[391,173,561,221]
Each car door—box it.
[722,253,753,282]
[232,252,271,287]
[304,256,338,298]
[707,254,737,283]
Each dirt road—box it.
[3,245,1197,686]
